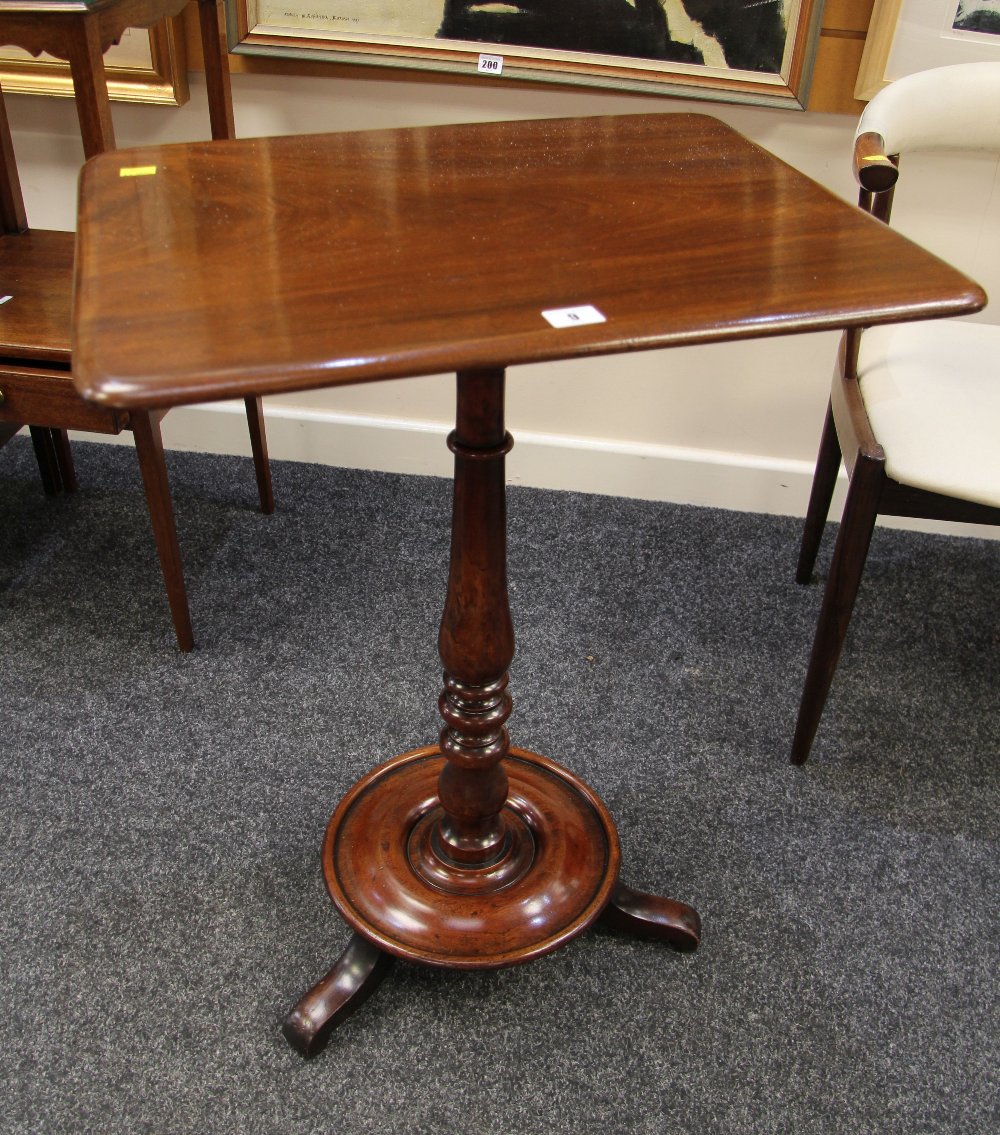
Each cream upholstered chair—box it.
[791,62,1000,764]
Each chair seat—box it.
[0,229,74,364]
[858,319,1000,508]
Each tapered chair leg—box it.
[796,401,842,584]
[131,411,195,652]
[244,395,274,514]
[51,428,77,492]
[29,426,65,496]
[791,455,883,764]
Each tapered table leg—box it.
[284,367,700,1054]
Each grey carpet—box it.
[1,436,997,1135]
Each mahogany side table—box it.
[70,114,985,1056]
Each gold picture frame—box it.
[856,0,1000,99]
[226,1,826,110]
[0,16,189,106]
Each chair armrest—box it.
[853,131,899,194]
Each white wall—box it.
[7,66,999,532]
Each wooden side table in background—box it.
[0,0,273,651]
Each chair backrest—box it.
[0,2,234,236]
[0,86,26,236]
[857,62,1000,160]
[852,62,1000,224]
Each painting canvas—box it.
[228,1,824,108]
[952,1,1000,33]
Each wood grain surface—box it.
[73,112,984,409]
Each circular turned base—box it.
[322,745,620,969]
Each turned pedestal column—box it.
[283,369,700,1057]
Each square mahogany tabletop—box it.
[71,113,984,410]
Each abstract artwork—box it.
[227,1,824,108]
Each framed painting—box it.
[0,18,188,105]
[856,0,1000,98]
[226,1,827,110]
